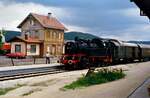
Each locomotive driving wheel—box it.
[80,57,90,69]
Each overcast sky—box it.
[0,0,150,41]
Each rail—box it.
[0,65,67,81]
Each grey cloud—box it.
[13,0,134,10]
[4,0,150,40]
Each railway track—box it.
[0,65,68,81]
[0,62,136,81]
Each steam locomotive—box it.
[60,38,150,68]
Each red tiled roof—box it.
[18,13,67,31]
[25,37,43,43]
[8,36,42,43]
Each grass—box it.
[0,84,25,95]
[0,88,16,95]
[22,88,42,96]
[63,68,126,90]
[30,79,55,87]
[22,90,34,96]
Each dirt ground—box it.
[0,61,150,98]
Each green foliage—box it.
[64,68,126,89]
[22,90,34,96]
[0,84,24,95]
[0,36,2,48]
[0,50,7,55]
[0,29,6,48]
[22,88,41,96]
[0,88,16,95]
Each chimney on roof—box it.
[48,12,52,18]
[25,34,28,40]
[25,32,29,40]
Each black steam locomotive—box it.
[60,38,150,68]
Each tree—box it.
[0,36,2,48]
[0,28,6,49]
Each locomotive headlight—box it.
[68,60,73,65]
[103,43,106,47]
[103,42,107,47]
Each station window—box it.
[52,32,56,39]
[59,33,61,39]
[35,31,39,39]
[15,44,21,53]
[30,20,35,26]
[30,45,36,53]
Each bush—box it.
[0,50,7,55]
[64,68,126,89]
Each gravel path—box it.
[0,62,149,98]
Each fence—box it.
[0,56,59,66]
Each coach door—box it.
[132,47,135,58]
[138,45,142,60]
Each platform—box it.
[0,63,61,72]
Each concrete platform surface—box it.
[0,63,60,71]
[128,78,150,98]
[0,62,149,98]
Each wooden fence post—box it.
[33,57,36,64]
[148,85,150,96]
[11,58,14,66]
[85,63,95,77]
